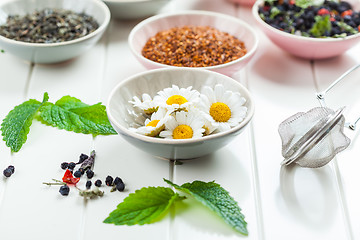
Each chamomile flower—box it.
[155,85,200,111]
[129,93,159,114]
[135,107,171,137]
[199,84,247,132]
[159,111,205,139]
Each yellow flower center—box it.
[173,125,193,139]
[209,102,231,122]
[166,95,188,105]
[146,120,160,127]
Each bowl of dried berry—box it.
[106,68,254,160]
[128,10,258,76]
[0,0,110,64]
[252,0,360,59]
[102,0,169,19]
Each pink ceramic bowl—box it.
[252,0,360,59]
[227,0,256,6]
[128,10,258,76]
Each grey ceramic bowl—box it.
[102,0,169,19]
[107,68,255,160]
[0,0,110,64]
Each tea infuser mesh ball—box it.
[279,107,350,168]
[278,64,360,168]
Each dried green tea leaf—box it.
[38,96,117,136]
[1,93,49,152]
[104,187,186,225]
[165,179,248,235]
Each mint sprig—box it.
[165,179,248,235]
[104,187,186,225]
[104,179,248,235]
[38,96,116,136]
[1,93,49,152]
[0,93,116,152]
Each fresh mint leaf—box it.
[37,96,117,136]
[310,15,331,37]
[104,186,186,225]
[165,179,248,235]
[1,93,49,152]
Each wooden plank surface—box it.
[0,0,359,239]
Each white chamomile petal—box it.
[160,111,204,139]
[129,93,159,114]
[199,84,247,132]
[135,107,170,137]
[155,85,200,110]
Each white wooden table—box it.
[1,0,360,239]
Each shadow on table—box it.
[277,164,337,230]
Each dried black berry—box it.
[105,175,113,186]
[116,182,125,192]
[94,179,102,187]
[59,185,70,196]
[86,180,92,189]
[86,169,94,179]
[68,162,76,170]
[77,153,88,164]
[60,162,68,170]
[7,165,15,174]
[114,177,123,185]
[74,170,82,178]
[3,168,12,178]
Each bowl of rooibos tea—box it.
[0,0,110,63]
[128,10,259,76]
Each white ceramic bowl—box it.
[128,10,258,76]
[252,0,360,59]
[0,0,110,64]
[107,68,255,160]
[103,0,169,19]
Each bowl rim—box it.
[128,10,259,71]
[0,0,111,47]
[252,0,360,42]
[103,0,168,3]
[107,67,255,145]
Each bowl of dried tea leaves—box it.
[0,0,110,63]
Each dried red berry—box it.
[62,169,80,185]
[317,8,330,16]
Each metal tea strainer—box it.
[279,64,360,168]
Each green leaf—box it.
[165,179,248,235]
[309,15,331,37]
[37,96,117,136]
[1,93,49,152]
[104,186,186,225]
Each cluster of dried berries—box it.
[44,150,125,198]
[2,165,15,178]
[0,8,99,43]
[142,25,247,67]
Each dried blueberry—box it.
[78,153,88,164]
[86,169,94,179]
[74,170,82,178]
[116,182,125,192]
[59,185,70,196]
[105,176,113,186]
[86,180,92,189]
[3,168,12,178]
[60,162,68,170]
[114,177,123,185]
[68,162,76,170]
[94,179,102,187]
